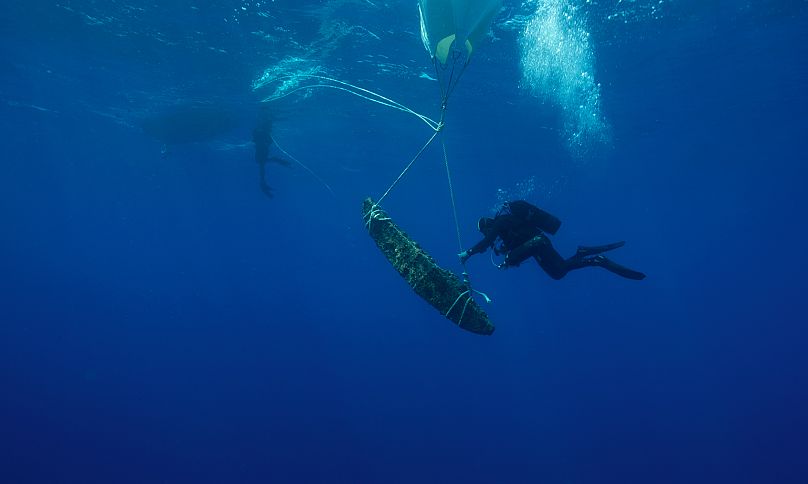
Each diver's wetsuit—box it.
[466,212,645,280]
[253,122,274,198]
[254,125,271,164]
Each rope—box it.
[375,128,441,207]
[442,137,463,253]
[434,58,449,106]
[364,208,422,257]
[445,289,473,328]
[266,76,439,131]
[434,49,468,254]
[435,78,475,316]
[270,135,336,197]
[444,271,492,326]
[434,50,470,109]
[433,52,492,326]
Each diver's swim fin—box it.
[260,181,274,199]
[576,241,625,257]
[592,255,646,280]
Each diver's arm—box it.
[467,217,508,257]
[468,234,495,257]
[459,232,495,264]
[481,216,512,254]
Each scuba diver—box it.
[253,106,291,199]
[459,200,646,280]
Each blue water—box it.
[2,1,807,483]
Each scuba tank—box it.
[500,200,562,235]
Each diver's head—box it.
[477,217,494,233]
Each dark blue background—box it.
[1,1,807,483]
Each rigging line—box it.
[441,136,463,252]
[444,51,470,103]
[375,129,441,207]
[298,75,422,111]
[270,135,336,198]
[433,57,449,104]
[444,144,490,308]
[265,84,438,131]
[443,55,459,106]
[433,65,489,306]
[288,75,440,129]
[445,289,471,327]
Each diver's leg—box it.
[529,236,569,280]
[504,237,541,267]
[258,161,273,198]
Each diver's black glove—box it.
[458,250,471,264]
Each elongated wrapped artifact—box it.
[363,198,495,335]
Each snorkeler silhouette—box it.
[459,200,646,280]
[253,106,291,199]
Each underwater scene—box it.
[1,1,807,482]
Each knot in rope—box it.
[445,270,492,328]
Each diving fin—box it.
[576,241,625,257]
[592,255,646,280]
